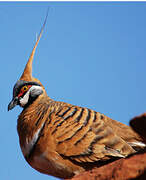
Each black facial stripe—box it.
[13,80,40,97]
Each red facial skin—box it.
[18,85,32,98]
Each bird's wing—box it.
[49,105,135,163]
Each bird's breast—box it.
[21,119,46,157]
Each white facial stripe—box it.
[19,89,31,107]
[30,85,43,96]
[19,85,43,107]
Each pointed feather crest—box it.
[20,8,49,81]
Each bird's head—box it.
[8,79,45,111]
[8,11,48,111]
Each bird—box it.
[8,11,146,179]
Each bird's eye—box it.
[21,85,29,92]
[18,85,31,98]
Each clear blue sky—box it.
[1,2,146,180]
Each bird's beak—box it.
[8,97,19,111]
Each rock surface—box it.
[130,113,146,143]
[66,113,146,180]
